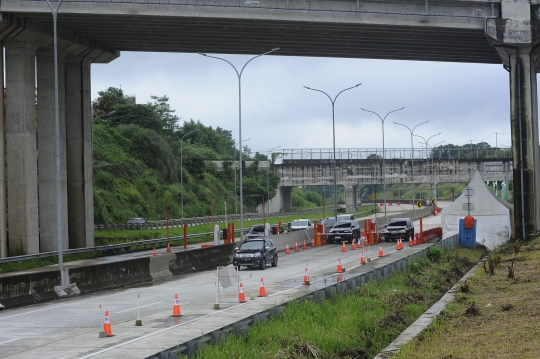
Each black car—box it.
[126,217,146,229]
[383,218,414,242]
[245,225,266,239]
[326,220,361,244]
[322,217,337,233]
[233,237,278,270]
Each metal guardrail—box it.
[1,207,378,264]
[0,232,218,264]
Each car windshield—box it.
[239,241,264,251]
[333,222,352,228]
[250,227,264,233]
[292,220,308,226]
[337,215,351,221]
[128,218,142,222]
[388,221,407,227]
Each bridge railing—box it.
[275,147,512,162]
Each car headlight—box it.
[254,252,262,257]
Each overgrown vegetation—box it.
[191,246,480,359]
[395,237,540,358]
[92,87,284,223]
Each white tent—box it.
[442,171,513,250]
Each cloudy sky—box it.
[91,51,513,156]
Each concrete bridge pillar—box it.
[0,44,6,258]
[344,185,357,213]
[4,40,40,255]
[36,49,69,253]
[487,1,540,239]
[277,186,293,213]
[65,56,95,248]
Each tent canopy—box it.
[442,171,513,250]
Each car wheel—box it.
[259,258,266,270]
[235,266,241,271]
[272,254,278,267]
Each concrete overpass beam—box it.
[36,49,69,253]
[65,56,94,248]
[5,39,39,255]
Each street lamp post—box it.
[266,146,281,213]
[234,138,251,214]
[420,140,445,202]
[304,84,361,220]
[360,107,405,222]
[200,48,279,240]
[181,129,200,218]
[414,132,442,204]
[45,0,68,288]
[393,120,428,218]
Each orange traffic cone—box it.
[152,247,157,256]
[351,240,356,250]
[285,243,290,254]
[311,238,315,247]
[238,282,246,303]
[396,238,403,250]
[302,239,307,250]
[409,236,414,247]
[364,236,369,247]
[378,244,384,257]
[303,267,310,285]
[336,258,344,273]
[171,294,182,317]
[103,310,114,337]
[294,242,299,252]
[360,249,366,264]
[413,234,418,246]
[166,242,171,252]
[357,238,362,249]
[341,242,347,252]
[257,278,267,297]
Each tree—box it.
[92,87,133,118]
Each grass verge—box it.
[190,245,481,359]
[395,237,540,359]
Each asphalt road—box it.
[0,209,445,359]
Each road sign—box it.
[430,199,436,204]
[416,201,423,208]
[393,196,397,199]
[409,196,412,199]
[369,195,375,200]
[422,196,426,200]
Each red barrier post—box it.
[419,217,424,243]
[231,223,235,243]
[183,223,187,249]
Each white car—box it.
[289,219,314,231]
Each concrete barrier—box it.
[0,243,236,310]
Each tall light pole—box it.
[45,0,67,287]
[360,107,405,222]
[233,138,250,214]
[414,132,441,204]
[304,84,361,220]
[266,146,281,213]
[394,120,428,218]
[200,48,279,240]
[420,140,445,202]
[181,129,200,218]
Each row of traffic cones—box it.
[100,293,183,338]
[238,278,267,302]
[151,244,171,257]
[286,240,312,254]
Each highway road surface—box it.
[0,209,444,359]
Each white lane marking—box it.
[80,281,313,358]
[115,302,162,314]
[0,338,20,345]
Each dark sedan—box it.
[326,220,361,244]
[233,237,278,270]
